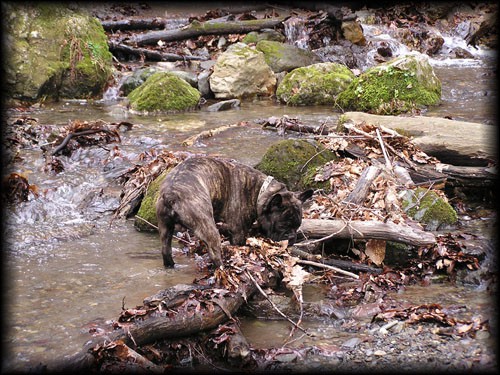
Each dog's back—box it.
[156,156,312,268]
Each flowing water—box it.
[2,9,497,372]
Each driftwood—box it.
[181,121,250,146]
[345,165,382,204]
[466,12,497,48]
[258,116,330,135]
[342,112,496,166]
[129,17,286,45]
[101,17,168,31]
[298,218,436,246]
[64,270,264,371]
[108,41,208,61]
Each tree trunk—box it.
[299,218,436,246]
[129,17,286,45]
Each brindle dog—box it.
[156,156,313,268]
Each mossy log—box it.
[130,17,286,46]
[299,218,436,246]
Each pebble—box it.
[342,337,361,349]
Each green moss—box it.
[336,56,441,114]
[402,187,458,230]
[256,40,285,61]
[256,40,318,73]
[255,139,336,191]
[243,30,285,44]
[128,72,201,113]
[242,32,259,44]
[336,114,349,132]
[276,63,355,105]
[134,171,169,231]
[5,3,113,100]
[60,16,113,96]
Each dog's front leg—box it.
[176,204,224,268]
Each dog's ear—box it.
[266,193,283,211]
[297,189,314,203]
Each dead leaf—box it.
[365,239,386,265]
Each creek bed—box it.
[2,16,497,374]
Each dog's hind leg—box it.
[156,196,176,267]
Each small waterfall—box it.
[102,85,120,102]
[102,71,132,103]
[283,16,309,49]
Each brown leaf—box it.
[365,239,386,265]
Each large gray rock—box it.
[3,3,113,101]
[209,42,276,99]
[256,40,319,73]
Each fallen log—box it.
[108,40,208,61]
[258,116,329,135]
[101,17,169,31]
[342,112,496,166]
[435,163,496,187]
[290,246,383,274]
[63,266,269,371]
[129,17,286,45]
[298,218,436,246]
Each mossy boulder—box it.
[120,67,158,96]
[255,40,319,73]
[276,63,355,106]
[336,53,441,114]
[401,187,458,231]
[134,171,169,232]
[242,30,285,44]
[255,139,336,191]
[3,3,113,101]
[127,72,201,114]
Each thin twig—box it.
[376,128,392,170]
[296,259,359,279]
[134,215,192,245]
[52,128,118,155]
[244,270,310,335]
[294,221,348,246]
[300,146,331,172]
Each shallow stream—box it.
[2,9,497,372]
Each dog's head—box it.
[257,189,313,245]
